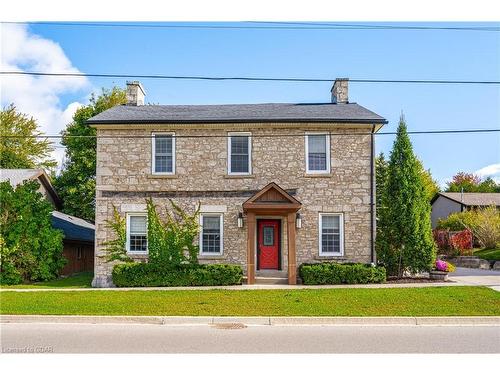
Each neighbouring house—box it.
[0,169,95,275]
[431,192,500,228]
[87,78,387,287]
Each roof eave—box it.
[87,118,388,125]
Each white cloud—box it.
[1,23,90,168]
[475,163,500,183]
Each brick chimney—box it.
[331,78,349,104]
[126,81,146,106]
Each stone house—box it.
[87,79,387,287]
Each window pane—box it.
[130,216,147,233]
[155,136,172,154]
[321,215,341,253]
[129,215,147,252]
[155,135,173,173]
[308,135,327,171]
[202,215,221,253]
[263,226,274,246]
[230,136,249,173]
[231,155,249,173]
[322,215,339,230]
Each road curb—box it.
[1,315,499,326]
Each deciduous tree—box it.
[54,87,126,221]
[0,104,56,171]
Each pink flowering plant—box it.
[434,259,456,273]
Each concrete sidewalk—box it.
[2,314,500,326]
[2,267,498,292]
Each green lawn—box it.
[1,272,93,289]
[473,248,500,261]
[1,286,499,316]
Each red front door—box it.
[258,220,280,270]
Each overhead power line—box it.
[1,71,499,85]
[4,21,500,32]
[249,21,500,32]
[2,129,499,140]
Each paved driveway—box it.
[449,267,500,291]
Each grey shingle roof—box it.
[0,168,61,208]
[86,103,387,125]
[438,192,500,207]
[51,211,95,243]
[0,169,44,186]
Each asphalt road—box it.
[1,323,499,353]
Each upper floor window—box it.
[152,133,175,175]
[126,213,148,253]
[305,133,330,174]
[199,213,224,255]
[319,213,344,256]
[228,132,251,175]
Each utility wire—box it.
[249,21,500,32]
[4,21,500,32]
[2,129,499,139]
[1,71,499,85]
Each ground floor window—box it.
[200,213,223,254]
[126,213,148,253]
[319,213,344,256]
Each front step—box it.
[243,276,289,285]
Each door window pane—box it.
[263,226,274,246]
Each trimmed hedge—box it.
[299,262,386,285]
[112,262,243,287]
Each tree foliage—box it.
[146,198,200,267]
[54,87,126,221]
[103,199,201,268]
[102,206,131,263]
[446,172,500,193]
[376,115,436,277]
[438,207,500,249]
[0,104,56,171]
[0,181,65,284]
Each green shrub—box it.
[436,214,466,231]
[0,181,65,285]
[112,262,243,287]
[299,262,386,285]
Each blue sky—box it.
[2,22,499,185]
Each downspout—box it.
[370,124,376,264]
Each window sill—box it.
[314,255,345,260]
[304,173,332,178]
[148,174,178,179]
[224,174,255,179]
[127,252,149,258]
[198,254,225,260]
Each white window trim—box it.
[126,213,148,254]
[227,132,252,175]
[318,212,344,256]
[305,132,331,174]
[151,132,176,175]
[199,213,224,255]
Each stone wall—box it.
[92,124,374,287]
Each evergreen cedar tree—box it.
[376,115,436,277]
[54,87,127,221]
[0,104,57,171]
[0,180,65,284]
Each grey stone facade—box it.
[92,124,375,287]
